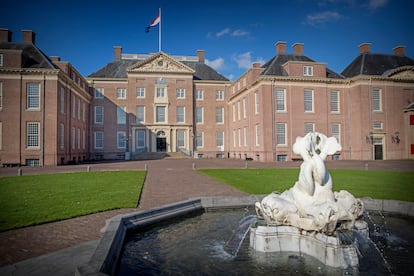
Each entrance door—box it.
[374,144,383,160]
[157,137,167,152]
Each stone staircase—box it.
[131,151,190,160]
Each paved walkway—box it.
[0,158,413,275]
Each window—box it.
[232,104,236,122]
[195,107,203,124]
[195,131,203,148]
[77,98,81,119]
[26,159,40,167]
[0,122,2,150]
[94,106,104,124]
[331,123,341,144]
[72,96,76,118]
[216,107,224,124]
[304,123,314,134]
[27,83,40,109]
[177,130,185,148]
[0,54,3,66]
[238,128,241,147]
[176,88,185,99]
[77,128,81,149]
[372,88,382,112]
[26,122,40,148]
[196,90,203,101]
[237,101,241,120]
[304,90,313,112]
[233,130,236,147]
[136,87,145,98]
[136,105,145,124]
[373,121,383,129]
[82,130,86,149]
[303,66,313,76]
[156,106,166,123]
[0,83,2,110]
[117,88,126,99]
[95,88,104,99]
[254,91,259,114]
[216,131,224,147]
[176,106,185,123]
[94,131,104,149]
[242,98,247,118]
[243,127,247,146]
[117,131,126,149]
[216,90,224,101]
[136,130,146,148]
[276,123,287,145]
[276,89,286,112]
[83,103,86,122]
[117,106,126,124]
[71,127,76,149]
[255,124,260,146]
[156,87,165,98]
[330,91,340,113]
[60,88,65,114]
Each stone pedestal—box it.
[250,225,360,268]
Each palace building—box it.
[0,29,413,166]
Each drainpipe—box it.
[368,77,372,160]
[19,72,23,165]
[347,85,352,160]
[41,73,46,166]
[271,79,276,161]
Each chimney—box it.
[252,62,261,68]
[113,46,122,60]
[22,29,35,44]
[293,43,304,55]
[275,41,286,55]
[393,45,406,56]
[50,56,61,62]
[197,49,205,63]
[0,28,12,42]
[359,43,371,54]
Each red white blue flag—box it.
[146,12,160,33]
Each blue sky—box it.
[2,0,413,80]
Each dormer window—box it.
[303,66,313,76]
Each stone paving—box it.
[0,158,413,271]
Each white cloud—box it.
[232,52,265,70]
[214,28,249,38]
[367,0,388,9]
[306,11,343,26]
[231,29,250,37]
[216,28,231,37]
[206,57,225,71]
[226,74,235,81]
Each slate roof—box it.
[261,54,344,79]
[88,58,229,81]
[341,53,414,78]
[0,41,55,69]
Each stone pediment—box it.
[385,66,414,79]
[127,52,195,74]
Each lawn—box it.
[198,168,414,202]
[0,171,146,231]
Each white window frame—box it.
[26,122,40,149]
[156,87,165,98]
[136,129,146,149]
[304,89,314,112]
[331,123,341,144]
[117,131,126,149]
[94,106,104,124]
[136,105,145,124]
[27,83,40,110]
[95,88,104,99]
[136,87,145,98]
[177,130,185,148]
[195,131,204,148]
[276,88,286,112]
[255,124,260,146]
[94,131,104,149]
[303,66,313,76]
[233,130,237,147]
[0,54,3,66]
[372,88,382,112]
[243,127,247,147]
[72,96,76,118]
[195,107,203,124]
[60,87,65,114]
[196,90,203,101]
[117,106,126,125]
[117,88,126,99]
[82,130,86,149]
[276,123,287,146]
[237,101,241,120]
[254,91,259,114]
[216,131,224,148]
[216,107,224,124]
[77,98,81,120]
[77,128,81,149]
[216,90,224,101]
[238,128,241,147]
[330,91,340,113]
[176,88,185,99]
[232,104,236,122]
[155,105,166,123]
[304,122,315,134]
[176,106,185,123]
[71,127,76,150]
[373,121,383,129]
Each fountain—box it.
[76,132,414,275]
[252,132,367,268]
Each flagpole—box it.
[159,7,162,52]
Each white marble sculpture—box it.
[255,132,364,235]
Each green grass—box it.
[198,168,414,202]
[0,171,146,231]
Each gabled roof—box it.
[88,52,229,81]
[261,54,344,79]
[341,53,414,78]
[0,41,55,69]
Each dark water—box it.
[117,209,414,276]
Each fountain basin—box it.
[76,196,413,276]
